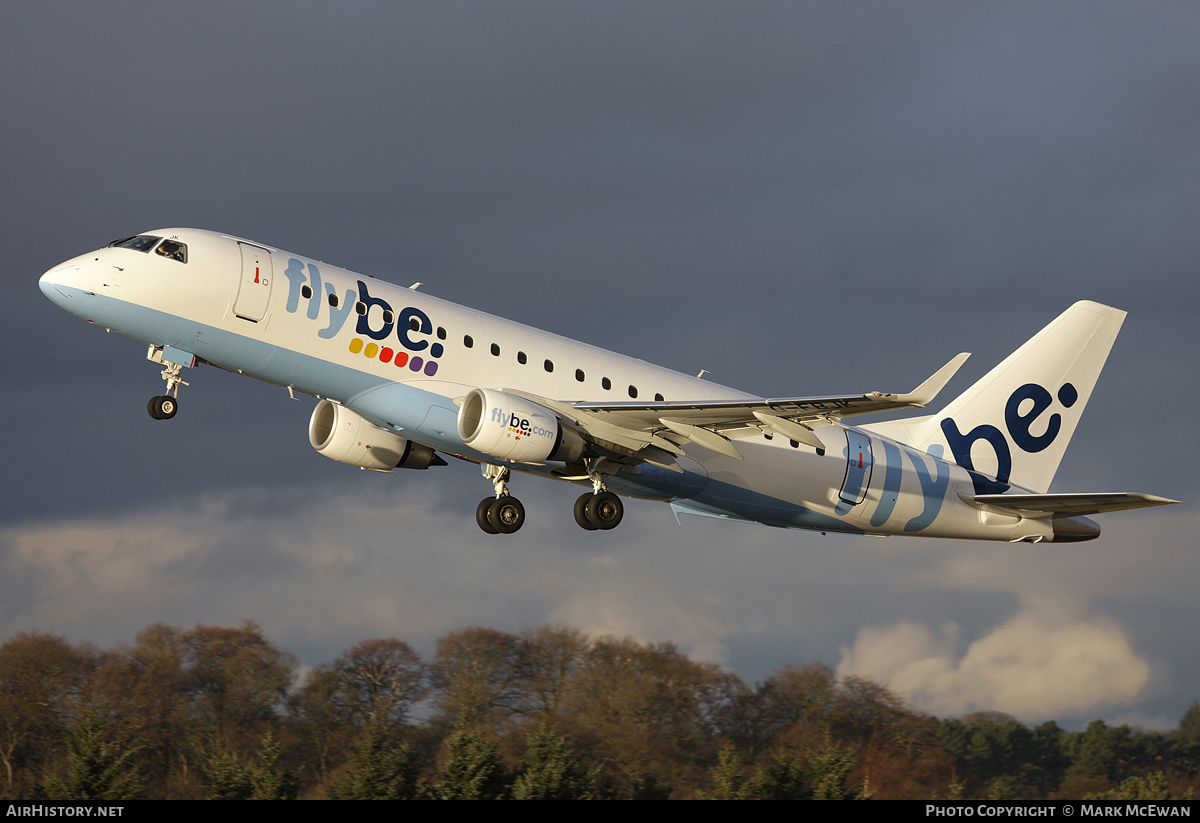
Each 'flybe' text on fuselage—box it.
[282,259,444,376]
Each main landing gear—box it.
[573,459,623,530]
[476,465,526,535]
[146,346,189,421]
[573,491,623,530]
[473,462,625,534]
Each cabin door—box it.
[234,243,273,322]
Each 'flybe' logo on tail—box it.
[283,259,444,377]
[941,382,1078,493]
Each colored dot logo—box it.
[349,338,439,376]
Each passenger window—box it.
[302,285,313,300]
[383,310,394,324]
[575,369,585,382]
[491,343,500,356]
[517,351,527,365]
[437,326,447,340]
[602,377,612,390]
[355,301,366,315]
[655,393,665,401]
[328,293,339,308]
[628,386,638,398]
[409,317,420,332]
[464,335,474,348]
[544,360,554,373]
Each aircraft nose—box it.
[40,262,79,304]
[40,251,106,310]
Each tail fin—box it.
[867,301,1125,493]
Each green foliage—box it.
[941,714,1068,797]
[512,724,600,800]
[1179,700,1200,745]
[198,733,297,800]
[1084,771,1193,801]
[751,747,810,800]
[328,725,420,800]
[629,773,673,800]
[703,743,751,800]
[35,715,144,801]
[427,727,511,800]
[806,734,866,800]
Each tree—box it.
[512,724,599,800]
[333,638,427,728]
[328,724,420,800]
[1179,700,1200,746]
[426,727,511,800]
[197,733,297,800]
[564,635,735,796]
[0,632,92,792]
[703,743,751,800]
[180,622,296,738]
[35,714,145,801]
[287,666,354,782]
[85,624,190,786]
[519,625,589,720]
[751,747,810,800]
[1084,771,1194,801]
[762,663,838,730]
[432,627,529,728]
[807,733,867,800]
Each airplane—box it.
[39,228,1176,541]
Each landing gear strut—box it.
[146,345,189,420]
[476,464,525,535]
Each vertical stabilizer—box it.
[865,301,1125,493]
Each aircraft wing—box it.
[972,492,1179,516]
[505,352,970,465]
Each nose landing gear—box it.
[145,345,191,421]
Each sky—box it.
[2,1,1197,731]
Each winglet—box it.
[892,352,970,407]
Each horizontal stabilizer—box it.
[972,492,1178,516]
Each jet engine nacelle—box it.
[457,388,584,463]
[309,399,440,471]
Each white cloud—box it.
[837,610,1151,720]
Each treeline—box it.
[0,621,1196,799]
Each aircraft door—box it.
[234,243,272,322]
[839,429,874,507]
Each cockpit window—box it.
[156,240,187,263]
[108,235,162,253]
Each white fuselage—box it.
[39,228,1073,542]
